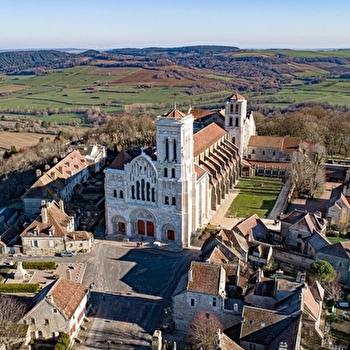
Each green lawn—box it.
[228,177,283,218]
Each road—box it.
[75,238,200,349]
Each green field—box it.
[228,177,283,218]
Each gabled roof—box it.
[193,123,227,156]
[304,230,331,251]
[234,214,272,242]
[303,282,324,322]
[21,201,71,238]
[318,240,350,259]
[282,210,327,234]
[248,136,314,154]
[109,150,133,170]
[240,306,300,348]
[26,277,88,321]
[187,261,222,295]
[22,150,88,199]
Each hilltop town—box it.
[1,88,350,350]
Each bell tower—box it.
[155,108,195,248]
[224,93,254,158]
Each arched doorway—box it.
[131,209,156,237]
[161,223,177,241]
[112,216,127,234]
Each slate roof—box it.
[187,261,222,295]
[304,230,331,251]
[318,240,350,259]
[0,226,19,245]
[240,306,300,349]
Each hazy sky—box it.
[1,0,350,50]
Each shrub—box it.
[54,333,71,350]
[0,283,41,293]
[14,261,57,270]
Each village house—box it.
[20,200,92,256]
[20,277,90,342]
[316,241,350,285]
[327,182,350,230]
[21,150,91,218]
[279,209,330,256]
[172,261,243,334]
[240,270,324,349]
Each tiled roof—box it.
[234,214,271,242]
[187,261,222,295]
[193,123,227,156]
[248,136,314,154]
[247,160,291,170]
[282,210,327,234]
[318,241,350,258]
[190,108,218,120]
[21,201,71,238]
[47,277,88,320]
[23,150,88,199]
[194,164,207,180]
[109,150,132,170]
[162,109,187,119]
[303,283,323,321]
[228,93,245,101]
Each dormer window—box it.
[49,229,54,236]
[34,229,39,236]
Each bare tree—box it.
[323,279,343,305]
[187,309,223,350]
[0,295,27,348]
[290,142,326,198]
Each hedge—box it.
[0,283,41,293]
[14,261,57,270]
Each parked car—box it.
[61,251,76,257]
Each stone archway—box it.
[161,223,177,242]
[112,215,127,234]
[130,209,156,237]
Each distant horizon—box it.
[1,0,349,52]
[1,44,350,54]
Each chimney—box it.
[41,203,48,224]
[275,269,284,280]
[59,199,65,212]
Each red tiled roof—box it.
[47,277,88,320]
[194,123,227,156]
[110,150,132,170]
[194,164,207,180]
[228,93,245,101]
[162,109,187,119]
[187,261,221,295]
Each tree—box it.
[290,142,326,198]
[54,333,71,350]
[0,295,27,348]
[323,279,343,305]
[308,260,336,284]
[187,309,223,350]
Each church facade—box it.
[104,93,255,248]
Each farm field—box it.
[0,131,53,151]
[228,177,283,218]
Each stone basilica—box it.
[104,93,256,248]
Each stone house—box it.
[172,261,243,333]
[21,150,90,218]
[20,200,92,256]
[279,210,329,255]
[20,277,90,342]
[326,183,350,230]
[316,241,350,285]
[201,229,249,265]
[233,214,273,243]
[241,270,324,349]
